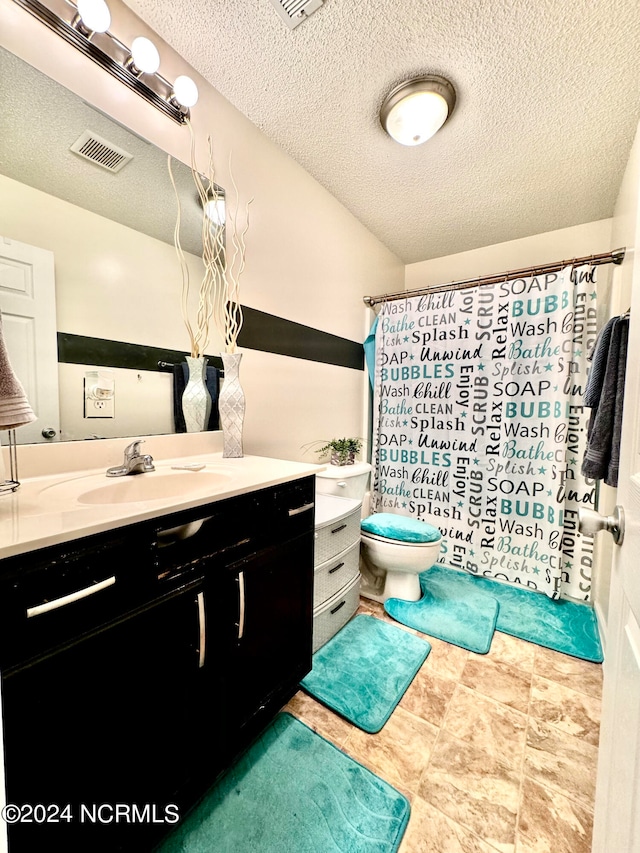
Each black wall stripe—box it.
[58,307,364,372]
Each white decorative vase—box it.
[182,356,212,433]
[219,352,245,458]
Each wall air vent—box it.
[69,131,134,173]
[267,0,324,30]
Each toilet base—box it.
[383,570,422,603]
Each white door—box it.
[0,236,60,443]
[592,137,640,852]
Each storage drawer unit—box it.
[312,494,362,650]
[313,541,359,608]
[312,573,361,653]
[314,505,361,565]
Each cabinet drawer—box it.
[312,573,360,653]
[314,507,361,566]
[314,541,360,608]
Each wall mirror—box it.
[0,44,225,445]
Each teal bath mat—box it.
[386,565,603,663]
[384,567,499,654]
[157,713,410,853]
[300,614,430,733]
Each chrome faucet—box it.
[106,440,155,477]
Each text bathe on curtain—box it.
[370,265,597,600]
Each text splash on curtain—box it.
[371,266,597,600]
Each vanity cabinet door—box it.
[2,581,221,853]
[222,531,314,750]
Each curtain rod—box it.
[363,247,626,307]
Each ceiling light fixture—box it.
[380,75,456,146]
[12,0,196,124]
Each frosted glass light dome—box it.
[380,76,456,146]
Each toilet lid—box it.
[361,513,441,544]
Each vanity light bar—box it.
[12,0,195,124]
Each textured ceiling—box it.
[125,0,640,264]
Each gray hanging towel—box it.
[0,311,37,430]
[584,315,616,409]
[581,315,628,486]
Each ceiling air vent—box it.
[267,0,324,30]
[69,131,133,173]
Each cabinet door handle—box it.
[26,576,116,618]
[328,562,345,574]
[330,600,346,615]
[237,571,246,640]
[288,502,314,517]
[197,591,206,669]
[331,523,347,534]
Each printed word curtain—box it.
[371,265,597,600]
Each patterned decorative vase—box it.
[219,352,245,458]
[182,356,212,433]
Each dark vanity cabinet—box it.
[0,475,315,852]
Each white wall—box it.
[0,0,403,463]
[405,219,614,291]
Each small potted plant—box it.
[315,437,363,466]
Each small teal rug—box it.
[385,565,603,663]
[156,713,410,853]
[300,614,430,733]
[384,568,499,654]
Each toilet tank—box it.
[316,461,372,501]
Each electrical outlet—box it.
[84,371,115,419]
[85,396,115,418]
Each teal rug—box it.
[300,614,430,733]
[156,713,410,853]
[384,568,499,654]
[385,565,603,663]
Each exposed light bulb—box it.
[386,91,449,146]
[130,37,160,74]
[172,75,199,108]
[76,0,111,34]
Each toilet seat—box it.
[361,529,440,547]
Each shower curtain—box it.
[371,265,597,600]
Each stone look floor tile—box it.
[400,666,458,727]
[442,684,528,770]
[475,631,537,672]
[533,645,603,700]
[418,729,520,853]
[516,778,593,853]
[461,656,532,714]
[343,705,438,793]
[283,691,353,747]
[529,675,601,746]
[399,795,502,853]
[292,605,601,853]
[418,634,470,681]
[524,717,599,807]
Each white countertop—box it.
[0,454,323,561]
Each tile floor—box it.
[284,597,602,853]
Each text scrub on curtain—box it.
[371,266,597,600]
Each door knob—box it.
[41,427,57,439]
[578,505,625,545]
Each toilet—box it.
[315,462,442,603]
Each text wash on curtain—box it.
[371,265,597,601]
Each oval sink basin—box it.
[40,469,234,506]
